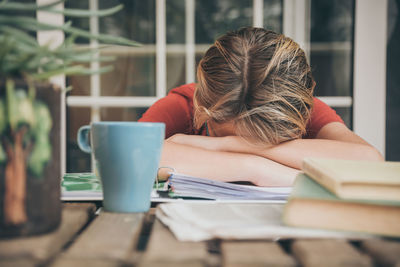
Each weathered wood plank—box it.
[52,210,144,265]
[0,259,36,267]
[0,203,95,266]
[291,240,373,267]
[139,219,209,267]
[361,239,400,267]
[221,241,296,267]
[51,258,121,267]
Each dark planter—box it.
[0,81,61,238]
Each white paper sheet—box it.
[156,202,377,242]
[169,172,292,200]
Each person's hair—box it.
[194,27,315,145]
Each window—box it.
[39,0,386,173]
[309,0,354,127]
[65,0,283,172]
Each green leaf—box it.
[0,99,6,134]
[6,79,17,131]
[0,0,123,18]
[62,53,115,63]
[0,1,122,18]
[30,65,86,80]
[0,15,141,46]
[0,0,65,11]
[28,137,51,177]
[0,25,38,47]
[71,65,114,76]
[43,4,123,17]
[14,90,35,128]
[0,145,6,164]
[32,101,52,133]
[2,47,43,73]
[0,1,9,8]
[0,36,16,70]
[28,101,52,177]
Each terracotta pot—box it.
[0,81,61,237]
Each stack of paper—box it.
[156,202,376,242]
[168,172,291,201]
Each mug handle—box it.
[77,125,92,153]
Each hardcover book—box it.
[283,174,400,237]
[302,158,400,201]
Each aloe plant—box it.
[0,0,139,225]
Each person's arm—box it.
[251,122,384,169]
[167,122,384,170]
[159,140,299,186]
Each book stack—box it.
[283,158,400,237]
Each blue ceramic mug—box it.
[77,122,165,213]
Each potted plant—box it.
[0,0,139,237]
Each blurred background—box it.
[17,0,400,173]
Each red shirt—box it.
[139,83,344,139]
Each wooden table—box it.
[0,203,399,267]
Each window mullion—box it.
[156,0,167,97]
[36,0,66,176]
[89,0,101,123]
[253,0,264,27]
[185,0,196,84]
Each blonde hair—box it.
[194,27,315,145]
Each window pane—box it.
[3,0,37,38]
[67,107,91,172]
[263,0,283,33]
[386,0,400,160]
[100,54,156,97]
[167,54,186,91]
[310,0,354,97]
[66,1,157,97]
[67,67,91,96]
[195,0,253,44]
[100,107,148,121]
[64,1,90,44]
[99,0,155,44]
[167,0,185,44]
[166,0,186,91]
[99,0,156,96]
[332,107,351,129]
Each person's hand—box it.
[157,166,173,181]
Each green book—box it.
[61,173,168,191]
[62,173,102,192]
[282,173,400,238]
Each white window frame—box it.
[283,0,353,108]
[353,0,387,156]
[36,0,387,175]
[284,0,387,156]
[36,0,66,175]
